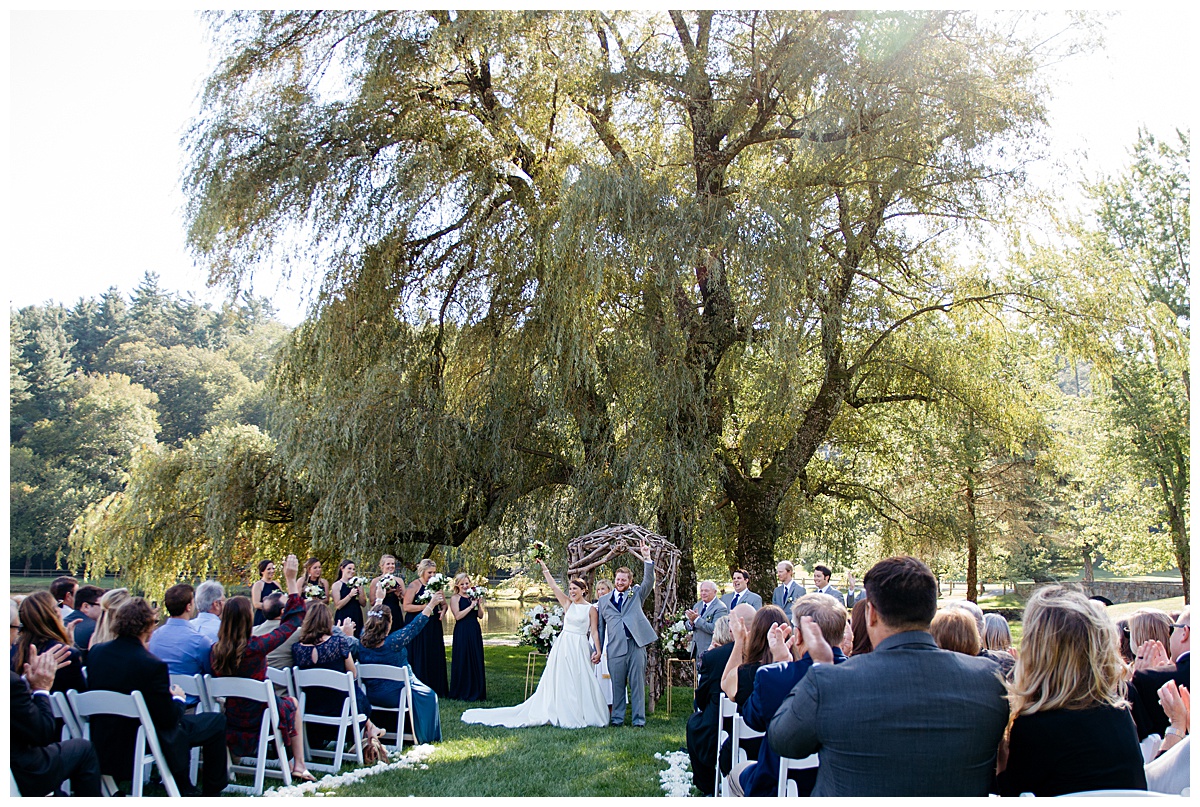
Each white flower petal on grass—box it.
[261,744,437,798]
[654,750,694,797]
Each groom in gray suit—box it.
[595,540,657,727]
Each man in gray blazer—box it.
[767,556,1009,796]
[810,564,845,606]
[595,540,657,727]
[772,561,804,610]
[685,581,729,660]
[720,569,763,611]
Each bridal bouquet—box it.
[348,576,369,590]
[416,572,450,604]
[517,603,565,654]
[466,585,488,600]
[303,583,326,601]
[660,612,692,660]
[524,539,549,567]
[377,573,401,593]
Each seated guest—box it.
[686,615,734,796]
[932,608,982,656]
[768,556,1009,796]
[1145,679,1189,794]
[984,613,1013,653]
[994,586,1147,795]
[685,580,729,661]
[11,591,86,694]
[252,592,300,670]
[1131,606,1190,739]
[1130,609,1173,656]
[148,584,213,706]
[1115,618,1135,664]
[719,604,788,777]
[89,588,131,650]
[726,593,848,797]
[849,598,872,655]
[720,570,763,611]
[86,598,228,796]
[50,577,78,621]
[210,554,315,782]
[290,601,385,742]
[356,593,446,744]
[10,618,102,797]
[946,599,1016,678]
[192,581,226,643]
[64,584,105,658]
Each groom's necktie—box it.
[616,592,624,612]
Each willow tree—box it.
[185,10,1056,596]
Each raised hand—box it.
[283,554,301,594]
[731,614,749,645]
[429,590,446,607]
[340,617,357,637]
[1158,680,1190,734]
[170,684,186,699]
[64,618,82,643]
[767,622,791,663]
[23,644,67,692]
[1136,639,1174,672]
[798,615,835,664]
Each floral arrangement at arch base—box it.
[659,611,692,660]
[517,603,565,654]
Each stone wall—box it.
[1014,580,1185,605]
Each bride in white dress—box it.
[461,559,608,729]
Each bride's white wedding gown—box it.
[461,602,609,728]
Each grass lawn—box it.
[329,644,692,797]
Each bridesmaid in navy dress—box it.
[370,554,405,634]
[448,573,487,701]
[251,558,280,627]
[404,558,449,697]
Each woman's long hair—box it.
[1128,609,1172,654]
[211,596,254,676]
[1007,586,1127,719]
[743,605,788,666]
[850,598,872,655]
[89,587,131,648]
[297,602,333,645]
[12,591,71,671]
[360,603,392,649]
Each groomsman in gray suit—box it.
[772,561,804,610]
[685,581,729,660]
[767,556,1009,796]
[811,564,845,605]
[720,569,763,611]
[595,539,657,727]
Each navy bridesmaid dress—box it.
[448,595,487,701]
[408,583,449,697]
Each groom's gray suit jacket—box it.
[596,559,657,657]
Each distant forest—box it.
[10,272,289,571]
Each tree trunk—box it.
[1166,501,1190,605]
[965,472,979,604]
[1082,545,1095,584]
[731,483,783,600]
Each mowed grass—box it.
[334,645,692,797]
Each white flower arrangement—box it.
[348,575,369,590]
[303,583,326,600]
[517,603,565,653]
[262,744,437,797]
[659,612,692,660]
[377,573,400,593]
[524,539,549,567]
[654,750,694,797]
[466,585,488,600]
[416,572,450,604]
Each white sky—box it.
[4,9,1196,327]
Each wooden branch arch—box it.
[567,523,680,713]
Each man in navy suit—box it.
[767,556,1009,796]
[725,593,848,797]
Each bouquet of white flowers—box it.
[377,573,400,593]
[466,585,488,600]
[303,583,326,601]
[516,603,565,654]
[659,611,692,659]
[416,572,450,604]
[348,576,369,590]
[524,539,549,567]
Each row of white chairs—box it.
[12,662,419,798]
[716,693,818,797]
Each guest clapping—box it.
[11,591,86,694]
[357,592,444,743]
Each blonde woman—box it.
[369,554,405,633]
[1129,609,1173,671]
[994,586,1147,796]
[88,587,131,649]
[404,559,449,696]
[448,573,487,701]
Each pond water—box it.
[441,598,555,641]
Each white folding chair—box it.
[203,675,293,795]
[66,688,181,797]
[293,668,367,772]
[49,691,83,741]
[168,673,213,784]
[10,770,21,797]
[715,694,738,797]
[777,753,820,796]
[266,666,296,701]
[721,713,765,797]
[1057,790,1168,798]
[357,663,416,754]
